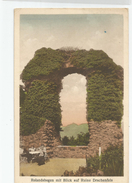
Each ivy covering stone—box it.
[21,48,65,81]
[20,80,61,135]
[20,47,123,135]
[87,72,123,125]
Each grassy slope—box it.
[60,123,88,139]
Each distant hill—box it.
[60,123,88,139]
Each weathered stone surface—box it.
[53,146,88,158]
[87,120,123,157]
[20,119,62,158]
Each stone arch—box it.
[20,47,123,157]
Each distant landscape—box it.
[60,123,88,139]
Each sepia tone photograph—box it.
[14,8,129,183]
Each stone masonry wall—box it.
[21,120,123,159]
[20,120,61,158]
[87,120,123,157]
[54,146,88,158]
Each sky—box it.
[20,14,123,126]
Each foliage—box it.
[20,80,61,135]
[86,144,123,176]
[86,154,100,174]
[20,47,123,133]
[20,85,26,107]
[62,136,69,145]
[20,113,46,136]
[70,49,112,69]
[87,72,123,125]
[62,132,89,146]
[21,47,65,81]
[101,144,123,176]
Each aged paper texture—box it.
[14,8,129,183]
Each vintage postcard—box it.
[14,8,129,183]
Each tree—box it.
[62,136,69,145]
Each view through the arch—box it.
[60,73,89,146]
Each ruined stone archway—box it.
[20,47,123,157]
